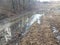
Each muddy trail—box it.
[20,15,60,45]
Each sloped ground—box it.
[20,15,60,45]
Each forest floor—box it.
[20,14,60,45]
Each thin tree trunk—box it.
[23,0,25,10]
